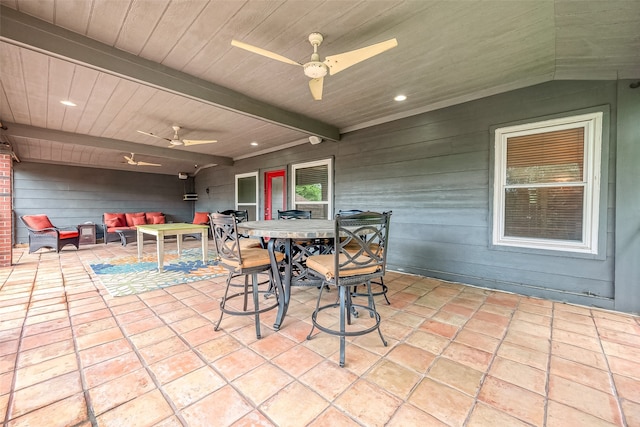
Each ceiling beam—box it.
[0,6,340,141]
[2,122,233,166]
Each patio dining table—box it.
[237,219,335,330]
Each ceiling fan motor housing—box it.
[303,62,328,78]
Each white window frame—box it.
[291,158,333,219]
[235,171,259,219]
[492,112,602,253]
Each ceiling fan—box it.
[123,153,161,167]
[231,32,398,100]
[137,125,217,148]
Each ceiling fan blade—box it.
[182,139,217,146]
[136,161,162,167]
[124,155,134,162]
[323,38,398,75]
[137,130,171,142]
[309,78,324,101]
[231,39,302,67]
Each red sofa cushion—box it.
[145,212,163,220]
[132,216,147,226]
[23,215,54,230]
[104,213,126,228]
[193,212,209,224]
[105,217,123,228]
[125,212,145,227]
[59,230,79,239]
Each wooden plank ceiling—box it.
[0,0,638,176]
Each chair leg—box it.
[215,272,234,331]
[252,272,261,339]
[339,285,347,368]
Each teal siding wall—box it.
[13,163,194,244]
[195,80,640,313]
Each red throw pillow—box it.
[193,212,209,224]
[105,217,122,228]
[104,212,126,227]
[125,212,145,226]
[151,215,165,224]
[132,216,147,226]
[145,212,162,222]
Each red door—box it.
[264,170,285,220]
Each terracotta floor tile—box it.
[548,374,622,425]
[386,403,449,427]
[497,341,549,371]
[17,340,75,368]
[271,344,324,377]
[386,342,436,373]
[10,371,83,418]
[442,341,493,372]
[428,357,484,396]
[95,389,173,427]
[550,355,613,393]
[212,347,266,381]
[163,366,225,409]
[489,356,546,395]
[196,334,244,362]
[249,331,297,359]
[409,377,475,426]
[419,319,459,338]
[404,330,450,355]
[138,335,189,364]
[261,382,328,427]
[78,338,132,367]
[72,317,118,337]
[181,385,253,426]
[299,359,359,400]
[84,351,142,388]
[6,393,87,427]
[232,363,293,404]
[3,245,640,427]
[467,402,533,427]
[455,328,500,354]
[364,360,422,400]
[128,326,176,349]
[19,327,72,351]
[335,379,404,427]
[74,327,124,351]
[14,353,78,390]
[308,406,362,426]
[89,368,155,415]
[478,376,545,426]
[546,400,619,427]
[614,373,640,403]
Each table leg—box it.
[157,232,164,272]
[176,232,183,255]
[271,238,292,330]
[201,230,207,263]
[137,229,143,260]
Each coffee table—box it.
[136,223,210,272]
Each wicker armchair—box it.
[20,214,80,253]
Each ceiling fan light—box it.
[303,62,328,79]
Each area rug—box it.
[89,248,227,297]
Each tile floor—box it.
[1,240,639,426]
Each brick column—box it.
[0,152,12,266]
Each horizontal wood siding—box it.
[13,163,193,243]
[334,80,617,309]
[195,80,621,311]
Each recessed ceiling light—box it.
[394,95,407,102]
[60,100,76,106]
[250,141,258,146]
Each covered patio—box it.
[1,241,638,426]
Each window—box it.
[493,112,602,253]
[291,159,332,219]
[235,172,258,220]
